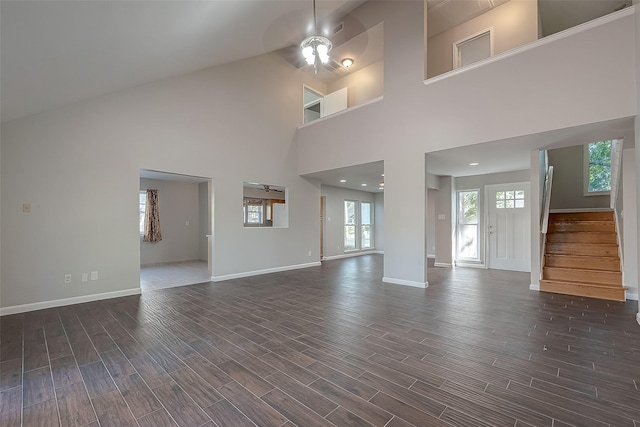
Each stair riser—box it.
[549,212,614,221]
[546,233,617,244]
[543,268,621,286]
[540,281,625,301]
[548,223,615,233]
[544,256,620,271]
[546,244,618,257]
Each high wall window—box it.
[139,191,146,235]
[344,200,357,250]
[361,202,373,249]
[585,140,612,194]
[456,190,479,260]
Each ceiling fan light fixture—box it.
[301,0,332,72]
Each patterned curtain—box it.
[143,189,162,243]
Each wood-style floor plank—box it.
[1,255,638,427]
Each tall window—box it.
[139,191,146,235]
[344,200,357,250]
[457,190,479,260]
[585,140,612,194]
[361,202,373,249]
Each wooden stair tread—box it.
[542,210,623,301]
[542,267,622,287]
[544,254,620,271]
[540,279,626,289]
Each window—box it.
[453,29,493,69]
[139,191,146,235]
[344,200,357,250]
[457,190,479,260]
[585,140,612,194]
[495,190,525,209]
[361,202,373,249]
[243,198,265,226]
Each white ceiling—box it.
[0,0,365,123]
[303,161,385,193]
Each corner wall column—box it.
[382,153,427,288]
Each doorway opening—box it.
[139,169,213,291]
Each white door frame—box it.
[452,27,494,69]
[485,181,531,272]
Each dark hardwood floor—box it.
[1,254,639,427]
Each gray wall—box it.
[198,182,210,261]
[140,178,201,265]
[622,148,637,294]
[1,52,325,309]
[427,189,436,257]
[374,192,384,252]
[434,176,454,266]
[427,0,539,78]
[320,185,376,258]
[548,145,610,210]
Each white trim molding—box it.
[636,313,640,326]
[383,277,428,288]
[434,262,452,268]
[374,250,384,255]
[530,283,540,291]
[549,208,612,213]
[212,262,321,282]
[427,254,435,259]
[625,290,638,301]
[322,251,378,261]
[454,261,485,269]
[0,288,141,316]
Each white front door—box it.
[486,183,531,272]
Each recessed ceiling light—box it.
[339,179,346,183]
[469,162,479,166]
[379,182,384,187]
[378,187,384,190]
[361,183,367,187]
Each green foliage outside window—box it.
[588,140,612,193]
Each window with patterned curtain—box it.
[143,189,162,242]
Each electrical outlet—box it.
[90,271,98,281]
[64,274,71,284]
[81,273,88,283]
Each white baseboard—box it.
[530,283,540,291]
[636,313,640,326]
[322,251,377,261]
[373,250,384,255]
[212,262,321,282]
[454,262,485,269]
[434,262,452,268]
[427,254,435,259]
[0,288,141,316]
[625,290,638,301]
[382,277,428,288]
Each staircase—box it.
[540,211,626,301]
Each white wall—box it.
[455,169,530,265]
[548,145,610,210]
[320,185,376,258]
[139,178,200,265]
[427,0,539,78]
[0,52,324,310]
[327,60,384,108]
